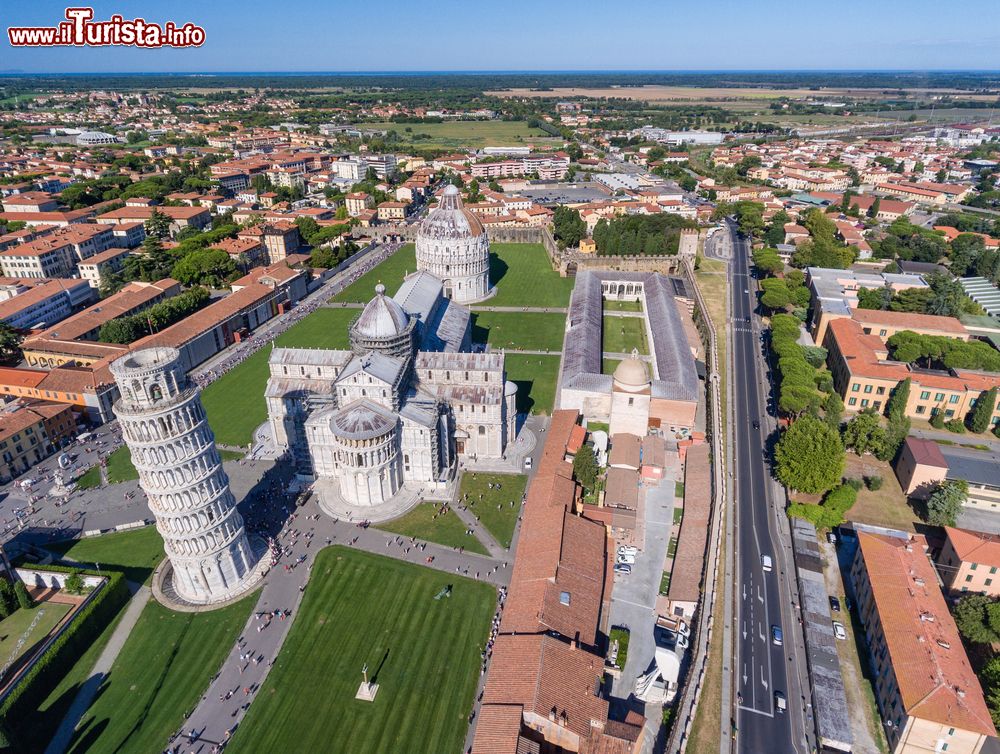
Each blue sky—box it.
[4,0,1000,73]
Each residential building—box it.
[939,527,1000,597]
[1,192,60,213]
[345,192,375,217]
[0,238,76,279]
[0,279,94,331]
[851,528,996,754]
[76,247,131,290]
[237,221,300,264]
[0,402,77,482]
[95,206,211,236]
[376,201,407,222]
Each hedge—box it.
[0,564,129,750]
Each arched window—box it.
[479,426,486,436]
[148,383,163,402]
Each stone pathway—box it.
[45,584,151,754]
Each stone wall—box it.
[16,567,105,590]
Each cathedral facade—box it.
[266,271,517,509]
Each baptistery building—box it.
[415,184,493,304]
[266,270,516,512]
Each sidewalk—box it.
[45,584,151,754]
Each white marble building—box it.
[415,184,493,304]
[266,272,516,510]
[110,347,258,605]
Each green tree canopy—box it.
[926,479,968,526]
[775,415,845,494]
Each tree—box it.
[144,209,172,240]
[823,392,843,431]
[0,578,15,618]
[954,594,1000,644]
[170,249,239,288]
[759,278,792,310]
[13,580,31,610]
[842,411,889,457]
[0,323,23,365]
[63,571,85,595]
[552,206,586,249]
[775,415,845,494]
[968,387,998,434]
[856,286,891,311]
[751,248,783,276]
[926,479,968,527]
[572,446,599,491]
[866,197,880,219]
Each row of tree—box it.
[98,287,210,344]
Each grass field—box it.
[377,503,488,556]
[487,243,573,308]
[200,307,356,446]
[471,311,565,352]
[603,315,649,355]
[47,527,164,585]
[74,466,102,490]
[0,601,72,667]
[604,299,643,312]
[458,472,527,549]
[27,609,126,754]
[67,593,255,754]
[364,120,558,149]
[843,455,918,532]
[105,447,138,484]
[228,547,494,754]
[503,354,561,415]
[335,244,418,303]
[603,358,621,375]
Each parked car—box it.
[617,553,636,565]
[833,621,847,641]
[524,457,532,470]
[774,691,786,713]
[761,555,773,572]
[829,596,841,612]
[618,545,638,557]
[771,625,783,646]
[826,530,837,545]
[614,563,632,575]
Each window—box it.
[971,563,978,571]
[991,567,997,575]
[986,578,993,587]
[949,394,959,404]
[848,398,857,406]
[876,387,885,395]
[967,575,975,582]
[935,392,945,402]
[852,383,860,392]
[873,401,882,411]
[916,405,926,414]
[864,384,873,394]
[559,591,571,606]
[945,409,954,418]
[478,426,486,436]
[861,399,869,407]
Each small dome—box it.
[613,349,650,390]
[331,401,395,441]
[442,184,460,197]
[354,285,409,339]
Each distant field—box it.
[486,85,997,103]
[364,120,559,148]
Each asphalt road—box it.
[728,224,806,754]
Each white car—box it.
[618,545,638,557]
[833,621,847,641]
[617,553,636,565]
[524,457,532,470]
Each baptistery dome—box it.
[415,184,492,304]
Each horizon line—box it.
[3,68,1000,77]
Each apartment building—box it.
[76,247,131,289]
[0,238,76,279]
[376,201,407,222]
[0,279,94,330]
[851,529,996,754]
[236,222,300,264]
[0,402,77,482]
[345,192,375,216]
[939,527,1000,597]
[95,205,211,236]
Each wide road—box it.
[728,222,806,754]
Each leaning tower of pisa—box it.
[110,347,259,605]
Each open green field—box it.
[229,547,494,754]
[47,527,164,585]
[67,593,255,754]
[105,446,138,484]
[504,354,561,415]
[459,472,527,549]
[603,358,621,375]
[604,299,643,312]
[200,307,356,446]
[471,311,565,352]
[603,315,649,355]
[0,600,72,667]
[27,609,126,754]
[364,120,558,149]
[335,244,418,303]
[487,243,573,308]
[377,503,487,555]
[74,466,102,490]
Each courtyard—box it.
[602,314,650,355]
[227,547,494,754]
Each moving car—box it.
[614,563,632,575]
[833,621,847,641]
[752,420,760,430]
[761,555,773,572]
[771,625,783,646]
[774,691,786,713]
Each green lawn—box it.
[603,315,649,355]
[605,299,643,312]
[675,481,685,498]
[67,593,255,754]
[334,244,418,304]
[488,243,573,308]
[201,307,356,447]
[377,503,488,556]
[471,311,565,352]
[0,600,72,667]
[228,547,495,754]
[458,472,528,549]
[363,120,558,149]
[47,527,164,585]
[26,609,127,754]
[105,447,137,484]
[503,354,561,415]
[75,466,102,490]
[603,358,621,375]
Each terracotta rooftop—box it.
[944,526,1000,569]
[856,531,996,737]
[904,437,949,468]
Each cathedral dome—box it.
[331,400,396,442]
[419,184,485,239]
[354,284,410,339]
[613,349,650,392]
